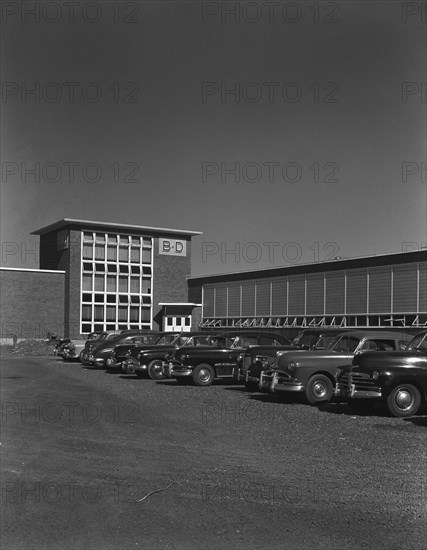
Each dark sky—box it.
[1,1,426,275]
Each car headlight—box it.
[372,370,380,380]
[237,353,244,362]
[335,367,343,378]
[287,361,299,373]
[180,354,189,362]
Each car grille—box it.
[341,372,377,391]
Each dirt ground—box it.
[1,356,426,550]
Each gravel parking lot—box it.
[1,356,426,550]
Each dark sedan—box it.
[335,330,427,417]
[121,332,221,379]
[164,330,291,386]
[233,328,351,389]
[109,332,181,371]
[84,330,151,368]
[259,331,411,404]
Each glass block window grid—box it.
[80,231,153,333]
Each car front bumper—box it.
[232,367,248,382]
[121,358,143,374]
[259,371,304,393]
[162,361,192,378]
[105,356,120,369]
[335,382,382,399]
[92,357,106,367]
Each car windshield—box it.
[330,335,361,353]
[174,335,216,347]
[406,333,427,351]
[292,331,316,347]
[228,336,258,349]
[157,334,180,345]
[313,334,341,350]
[123,334,160,345]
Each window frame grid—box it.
[80,231,153,333]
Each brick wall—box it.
[0,269,65,341]
[39,229,82,338]
[66,230,82,338]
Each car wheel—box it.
[192,364,215,386]
[305,374,334,405]
[385,384,421,417]
[79,350,84,362]
[147,360,165,380]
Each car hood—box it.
[246,345,298,358]
[115,344,161,353]
[352,350,427,370]
[181,345,227,352]
[138,346,177,358]
[277,349,349,366]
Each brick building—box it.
[1,219,202,340]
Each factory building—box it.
[1,219,202,339]
[187,250,427,330]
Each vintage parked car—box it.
[107,332,180,369]
[335,330,427,417]
[233,328,351,389]
[53,338,71,357]
[122,332,221,379]
[85,330,152,368]
[61,332,104,362]
[259,331,411,405]
[164,330,291,386]
[80,329,139,365]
